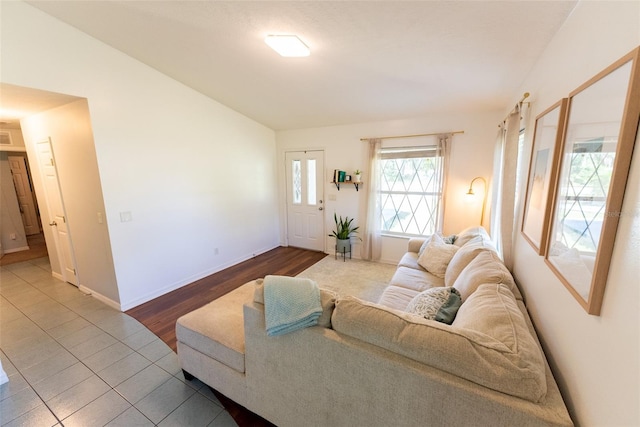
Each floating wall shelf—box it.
[332,180,362,191]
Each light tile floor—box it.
[0,257,238,427]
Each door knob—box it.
[318,207,323,211]
[49,221,57,226]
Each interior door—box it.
[285,150,325,251]
[8,155,40,235]
[35,139,78,285]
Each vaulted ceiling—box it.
[13,1,577,130]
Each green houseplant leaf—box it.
[329,213,361,240]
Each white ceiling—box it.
[0,84,81,129]
[12,1,577,130]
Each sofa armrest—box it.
[407,237,426,253]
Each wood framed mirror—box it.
[522,99,568,254]
[545,47,640,315]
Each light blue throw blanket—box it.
[264,275,322,336]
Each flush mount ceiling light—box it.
[265,35,310,57]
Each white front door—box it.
[8,155,40,236]
[285,150,325,251]
[35,139,78,285]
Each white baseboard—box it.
[3,245,30,254]
[52,271,64,281]
[119,244,280,311]
[79,285,121,311]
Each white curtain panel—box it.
[490,126,506,252]
[490,109,521,270]
[361,138,382,261]
[435,134,452,232]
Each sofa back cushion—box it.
[444,236,495,287]
[331,287,546,402]
[453,250,523,301]
[453,226,490,247]
[452,284,545,399]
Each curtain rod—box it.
[359,130,464,141]
[499,92,530,126]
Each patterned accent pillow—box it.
[405,287,462,324]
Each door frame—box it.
[284,149,326,252]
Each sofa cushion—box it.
[417,234,459,278]
[332,289,546,402]
[444,236,496,287]
[453,226,490,247]
[377,285,419,311]
[405,287,462,324]
[176,282,253,373]
[453,250,522,301]
[389,266,444,292]
[254,279,337,328]
[452,283,546,400]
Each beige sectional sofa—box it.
[176,227,573,426]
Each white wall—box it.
[2,1,280,310]
[21,100,120,305]
[510,2,640,426]
[277,112,501,264]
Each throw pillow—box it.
[405,287,462,324]
[417,233,459,278]
[418,233,457,257]
[442,234,457,245]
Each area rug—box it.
[296,256,396,303]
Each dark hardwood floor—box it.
[126,246,327,427]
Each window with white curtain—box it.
[378,146,445,237]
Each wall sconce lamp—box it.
[466,176,487,225]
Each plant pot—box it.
[353,174,361,183]
[336,238,351,253]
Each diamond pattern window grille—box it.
[557,140,614,253]
[379,153,443,236]
[292,160,302,204]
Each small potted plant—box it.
[329,213,361,254]
[353,170,362,183]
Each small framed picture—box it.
[521,99,568,255]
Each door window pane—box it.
[292,160,301,204]
[307,159,316,205]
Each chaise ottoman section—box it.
[176,282,254,373]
